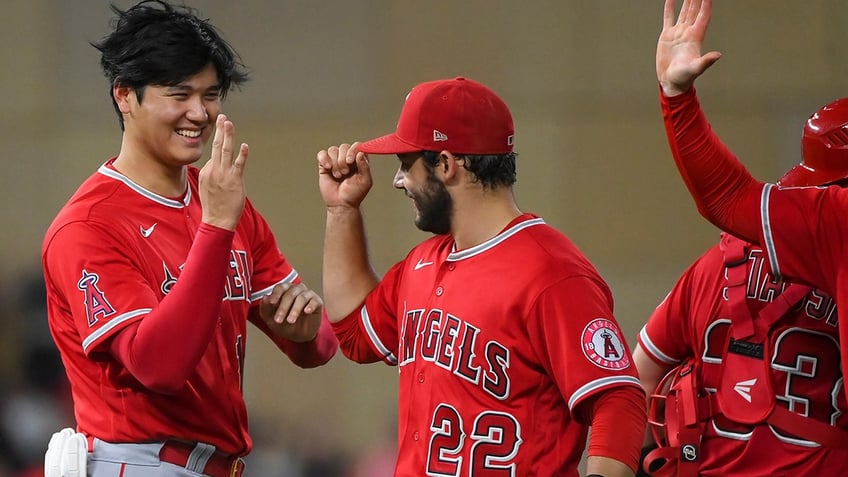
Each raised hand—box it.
[657,0,722,97]
[317,142,373,210]
[199,114,248,230]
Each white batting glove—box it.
[44,428,87,477]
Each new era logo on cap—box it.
[358,77,515,155]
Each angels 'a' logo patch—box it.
[581,318,631,370]
[77,269,116,327]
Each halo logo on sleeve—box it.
[77,270,116,327]
[581,318,631,370]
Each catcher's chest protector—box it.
[644,234,845,477]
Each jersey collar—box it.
[98,162,192,209]
[447,216,545,262]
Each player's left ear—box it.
[113,84,135,114]
[438,150,462,182]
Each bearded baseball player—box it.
[634,103,848,475]
[658,0,848,418]
[317,77,646,477]
[41,2,337,476]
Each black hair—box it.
[91,0,249,129]
[421,150,518,189]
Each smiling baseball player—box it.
[317,77,646,477]
[41,2,337,476]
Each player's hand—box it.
[259,283,323,342]
[657,0,722,97]
[199,114,248,231]
[317,142,373,210]
[44,428,87,477]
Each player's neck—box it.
[112,152,188,199]
[451,190,521,251]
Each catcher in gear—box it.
[635,97,848,477]
[655,0,848,472]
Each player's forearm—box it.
[276,314,338,368]
[632,344,669,446]
[323,206,379,321]
[110,224,234,393]
[585,456,635,477]
[586,385,646,474]
[660,87,763,243]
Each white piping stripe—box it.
[761,184,780,278]
[249,269,299,302]
[98,165,191,208]
[568,375,642,410]
[638,327,679,365]
[82,309,151,352]
[361,306,397,365]
[448,218,545,261]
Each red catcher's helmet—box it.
[778,98,848,187]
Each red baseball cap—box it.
[359,77,515,155]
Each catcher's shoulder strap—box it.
[719,233,812,338]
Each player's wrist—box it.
[325,203,362,216]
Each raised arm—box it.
[657,0,763,243]
[108,114,248,393]
[317,142,381,321]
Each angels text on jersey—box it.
[79,249,251,327]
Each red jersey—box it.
[639,238,848,476]
[661,88,848,408]
[333,214,641,476]
[42,159,333,456]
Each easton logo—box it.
[733,378,757,403]
[581,318,630,370]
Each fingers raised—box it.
[211,114,226,166]
[662,0,676,29]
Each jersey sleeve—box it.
[241,199,300,303]
[43,221,160,355]
[761,184,848,295]
[331,260,405,366]
[661,87,764,243]
[526,274,642,412]
[638,245,722,366]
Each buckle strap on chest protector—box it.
[720,233,755,338]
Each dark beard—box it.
[413,173,452,235]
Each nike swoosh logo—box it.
[414,259,434,271]
[140,223,157,238]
